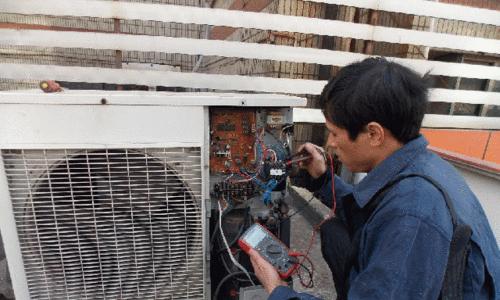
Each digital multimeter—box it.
[238,223,299,279]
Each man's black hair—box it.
[320,57,429,143]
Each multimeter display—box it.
[244,225,267,247]
[239,224,298,278]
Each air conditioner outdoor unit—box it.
[0,90,305,300]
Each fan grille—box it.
[2,148,204,300]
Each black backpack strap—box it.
[441,223,472,300]
[319,214,354,300]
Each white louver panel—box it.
[1,148,203,300]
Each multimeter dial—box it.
[266,244,283,256]
[239,224,297,277]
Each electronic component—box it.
[210,107,295,298]
[261,161,287,181]
[210,109,256,173]
[266,111,285,129]
[213,181,255,203]
[238,224,299,278]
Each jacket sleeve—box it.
[267,286,323,300]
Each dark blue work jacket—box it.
[269,135,500,300]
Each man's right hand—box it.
[297,143,327,179]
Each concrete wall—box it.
[422,129,500,164]
[455,165,500,245]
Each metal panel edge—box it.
[0,91,307,107]
[0,156,30,300]
[202,107,211,300]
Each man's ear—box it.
[365,122,384,146]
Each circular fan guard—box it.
[24,150,201,299]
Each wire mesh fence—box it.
[0,0,498,120]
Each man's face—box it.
[325,120,374,173]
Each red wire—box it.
[293,153,337,280]
[328,153,337,213]
[258,128,267,161]
[295,254,314,288]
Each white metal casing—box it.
[0,91,305,149]
[0,90,306,300]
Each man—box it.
[248,58,500,299]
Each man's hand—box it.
[248,248,287,294]
[297,143,327,179]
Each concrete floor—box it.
[289,187,336,300]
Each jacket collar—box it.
[352,135,429,208]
